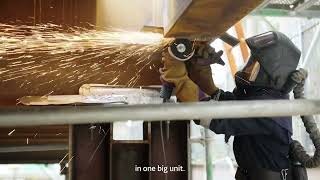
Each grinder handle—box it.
[219,33,240,47]
[160,84,174,102]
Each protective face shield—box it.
[238,56,261,83]
[246,31,277,50]
[235,31,301,91]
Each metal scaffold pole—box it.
[0,99,319,127]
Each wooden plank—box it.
[223,43,237,76]
[235,21,250,62]
[165,0,263,39]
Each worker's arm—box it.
[204,89,275,136]
[196,86,275,136]
[208,117,275,137]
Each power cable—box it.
[289,69,320,168]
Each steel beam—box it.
[164,0,263,39]
[150,121,188,180]
[295,0,318,11]
[71,124,109,180]
[302,26,320,68]
[0,144,67,153]
[0,100,319,127]
[251,8,320,18]
[255,0,273,10]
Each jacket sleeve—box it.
[210,88,278,137]
[209,117,276,137]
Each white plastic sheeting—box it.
[79,85,162,140]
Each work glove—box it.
[188,43,224,97]
[292,68,308,99]
[159,49,209,102]
[194,43,225,66]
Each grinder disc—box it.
[168,39,195,61]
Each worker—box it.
[160,31,307,180]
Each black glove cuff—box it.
[211,89,235,101]
[193,120,200,125]
[211,89,222,101]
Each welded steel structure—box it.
[253,0,320,18]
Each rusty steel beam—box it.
[71,124,109,180]
[150,121,189,180]
[164,0,264,39]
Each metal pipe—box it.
[0,99,319,127]
[205,129,213,180]
[219,33,240,47]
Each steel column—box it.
[295,0,318,11]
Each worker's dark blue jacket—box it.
[209,86,292,171]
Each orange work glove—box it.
[188,43,223,96]
[159,49,208,102]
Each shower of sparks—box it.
[88,126,110,163]
[8,129,15,136]
[60,155,75,174]
[0,23,172,93]
[59,153,69,166]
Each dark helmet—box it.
[235,31,301,91]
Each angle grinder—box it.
[167,33,239,62]
[168,38,195,61]
[160,38,193,102]
[162,34,236,100]
[161,38,195,141]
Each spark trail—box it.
[0,23,171,94]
